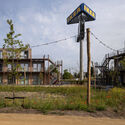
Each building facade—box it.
[0,48,62,85]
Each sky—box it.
[0,0,125,73]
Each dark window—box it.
[20,75,29,85]
[32,75,40,85]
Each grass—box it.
[0,85,125,113]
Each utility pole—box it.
[87,28,91,106]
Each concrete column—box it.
[80,39,83,81]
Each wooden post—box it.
[87,28,91,106]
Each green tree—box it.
[73,72,80,78]
[3,19,29,84]
[63,69,73,79]
[49,64,58,73]
[120,58,125,70]
[109,69,120,86]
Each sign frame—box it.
[67,3,96,25]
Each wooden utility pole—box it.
[87,28,91,106]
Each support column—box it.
[78,14,85,82]
[80,39,83,81]
[29,59,32,85]
[43,55,46,85]
[48,55,50,85]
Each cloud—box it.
[0,0,125,72]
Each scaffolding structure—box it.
[0,48,62,85]
[95,48,125,86]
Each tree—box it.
[109,69,120,86]
[120,58,125,70]
[3,19,29,84]
[63,69,73,79]
[49,64,58,73]
[73,72,80,78]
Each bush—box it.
[0,86,125,112]
[96,105,106,111]
[0,98,5,108]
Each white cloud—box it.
[1,0,125,72]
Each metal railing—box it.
[101,48,125,66]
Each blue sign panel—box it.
[67,3,96,24]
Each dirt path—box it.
[0,113,125,125]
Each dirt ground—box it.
[0,113,125,125]
[0,107,125,119]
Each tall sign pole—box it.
[80,37,83,81]
[67,3,96,83]
[79,14,85,81]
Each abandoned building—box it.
[95,48,125,86]
[0,48,62,85]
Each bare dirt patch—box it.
[0,107,125,119]
[0,113,125,125]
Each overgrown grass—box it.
[0,85,125,113]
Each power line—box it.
[90,31,117,51]
[30,31,118,52]
[31,35,77,48]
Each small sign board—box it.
[67,3,96,24]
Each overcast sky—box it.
[0,0,125,72]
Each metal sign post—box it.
[78,14,85,81]
[67,3,96,83]
[80,36,83,81]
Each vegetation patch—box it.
[0,86,125,113]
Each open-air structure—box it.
[96,48,125,86]
[0,48,62,85]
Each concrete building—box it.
[0,48,62,85]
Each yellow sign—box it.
[67,7,81,23]
[84,5,95,18]
[67,3,96,24]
